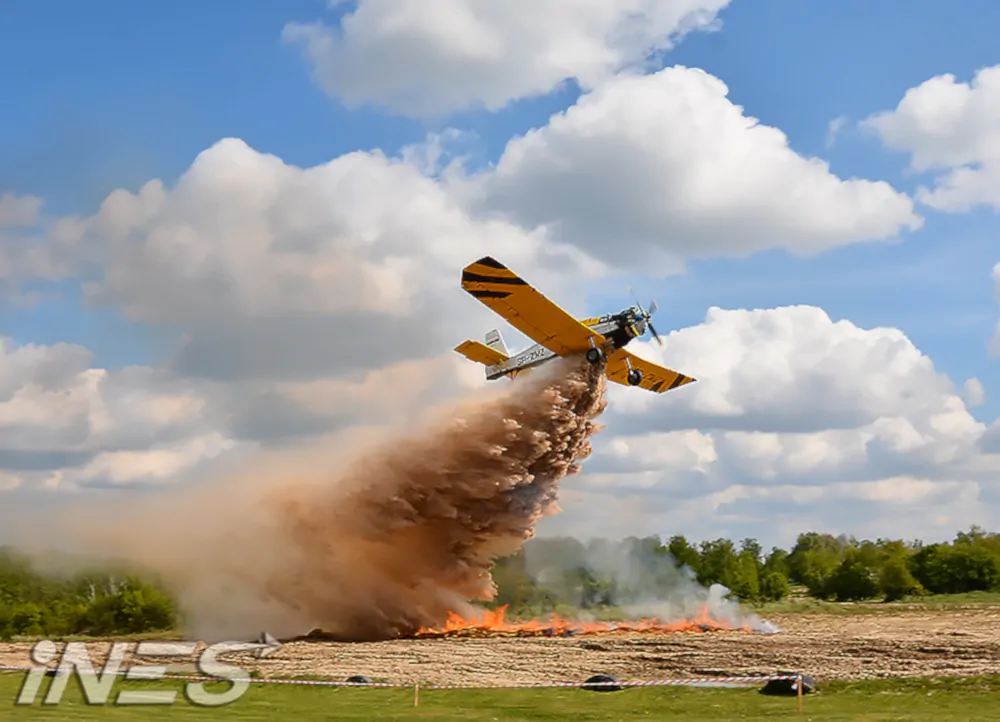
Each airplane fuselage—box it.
[485,307,647,380]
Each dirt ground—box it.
[2,607,1000,685]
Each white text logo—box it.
[16,635,280,707]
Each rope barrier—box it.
[0,663,800,690]
[1,662,808,713]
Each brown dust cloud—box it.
[26,355,608,643]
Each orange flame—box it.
[414,604,752,638]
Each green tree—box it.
[912,542,1000,594]
[79,578,175,635]
[763,548,790,578]
[729,549,761,601]
[0,611,11,641]
[826,548,880,601]
[759,570,790,601]
[667,535,701,574]
[787,533,847,597]
[491,552,546,612]
[945,544,1000,592]
[739,539,763,568]
[879,556,921,601]
[955,525,988,546]
[10,602,45,636]
[910,543,953,594]
[697,539,739,588]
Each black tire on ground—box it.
[346,675,372,685]
[582,673,623,692]
[759,672,816,696]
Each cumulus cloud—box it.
[0,337,233,490]
[0,194,86,291]
[8,79,924,348]
[77,138,599,382]
[10,294,991,548]
[283,0,732,116]
[861,64,1000,212]
[990,262,1000,357]
[1,294,995,546]
[0,332,502,492]
[825,116,847,148]
[0,117,983,547]
[547,475,985,549]
[473,67,922,269]
[537,305,997,547]
[595,305,963,435]
[0,193,43,228]
[0,135,605,493]
[964,378,986,407]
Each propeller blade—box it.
[648,321,664,347]
[628,286,644,314]
[647,299,658,316]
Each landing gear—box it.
[586,347,605,364]
[627,369,643,386]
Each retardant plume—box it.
[16,354,608,642]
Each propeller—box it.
[628,287,664,347]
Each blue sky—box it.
[2,0,1000,546]
[5,0,997,416]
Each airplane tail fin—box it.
[484,329,509,356]
[454,337,523,380]
[454,339,508,367]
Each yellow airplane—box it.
[454,256,697,394]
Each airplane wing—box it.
[607,348,696,394]
[461,256,606,356]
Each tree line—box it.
[0,546,174,641]
[2,527,1000,638]
[489,526,1000,614]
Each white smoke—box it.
[523,536,781,633]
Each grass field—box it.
[2,671,1000,721]
[748,590,1000,616]
[3,595,999,719]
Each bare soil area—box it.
[2,607,999,686]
